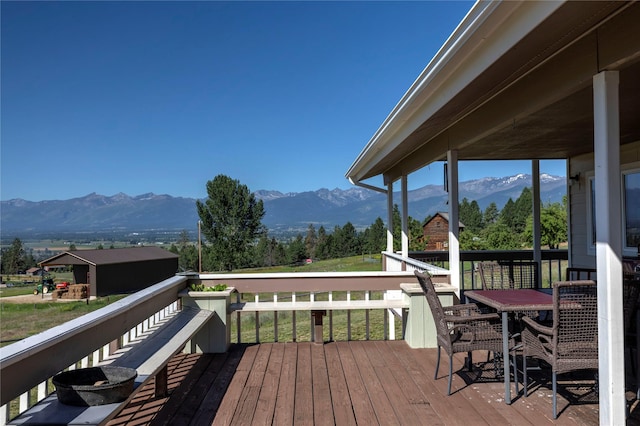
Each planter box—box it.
[179,287,235,353]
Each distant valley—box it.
[1,174,566,239]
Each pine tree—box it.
[196,175,265,271]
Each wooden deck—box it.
[106,341,640,425]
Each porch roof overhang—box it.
[346,0,640,186]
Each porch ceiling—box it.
[348,1,640,184]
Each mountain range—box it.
[0,174,566,238]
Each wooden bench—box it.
[230,298,409,343]
[8,307,213,426]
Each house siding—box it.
[569,140,640,268]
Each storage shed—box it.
[39,247,178,297]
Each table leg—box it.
[502,311,511,404]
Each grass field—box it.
[0,255,384,345]
[0,295,127,346]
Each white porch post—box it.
[386,180,394,255]
[401,175,409,259]
[531,160,542,286]
[447,150,461,295]
[593,70,625,425]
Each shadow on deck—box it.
[107,341,640,426]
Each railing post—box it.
[311,310,326,344]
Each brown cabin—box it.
[422,212,465,251]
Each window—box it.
[623,169,640,251]
[587,165,640,255]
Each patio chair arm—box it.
[443,303,482,316]
[445,312,500,324]
[522,314,553,336]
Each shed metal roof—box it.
[40,247,178,267]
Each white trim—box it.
[447,150,461,295]
[585,163,640,256]
[622,164,640,254]
[586,173,596,256]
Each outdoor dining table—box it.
[464,289,553,404]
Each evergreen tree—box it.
[1,238,27,274]
[392,204,401,250]
[512,187,533,234]
[175,230,198,271]
[304,224,317,259]
[196,174,265,271]
[367,217,386,253]
[340,222,360,256]
[500,198,517,229]
[483,202,499,226]
[315,226,330,260]
[254,233,272,267]
[408,216,425,251]
[287,234,307,264]
[459,198,483,232]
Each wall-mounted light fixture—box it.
[569,172,581,187]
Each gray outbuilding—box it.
[39,246,179,297]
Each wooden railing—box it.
[196,271,424,344]
[0,275,188,424]
[0,270,452,425]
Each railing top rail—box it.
[199,271,415,279]
[408,249,568,261]
[382,252,451,275]
[198,271,418,293]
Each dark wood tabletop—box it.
[464,289,553,312]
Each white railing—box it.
[383,251,451,275]
[230,289,409,343]
[0,275,187,424]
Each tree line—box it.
[172,175,567,272]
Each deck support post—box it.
[593,69,625,425]
[155,365,168,398]
[312,310,326,344]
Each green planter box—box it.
[179,287,235,353]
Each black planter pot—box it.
[52,366,137,406]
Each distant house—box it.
[422,212,465,251]
[25,267,45,277]
[39,247,178,297]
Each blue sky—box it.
[1,1,565,202]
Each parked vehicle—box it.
[33,278,55,295]
[56,281,70,290]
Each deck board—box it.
[272,343,297,426]
[107,340,637,425]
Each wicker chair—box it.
[478,261,538,290]
[479,261,540,321]
[414,271,507,395]
[521,280,598,419]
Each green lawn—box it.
[1,255,385,345]
[0,295,127,345]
